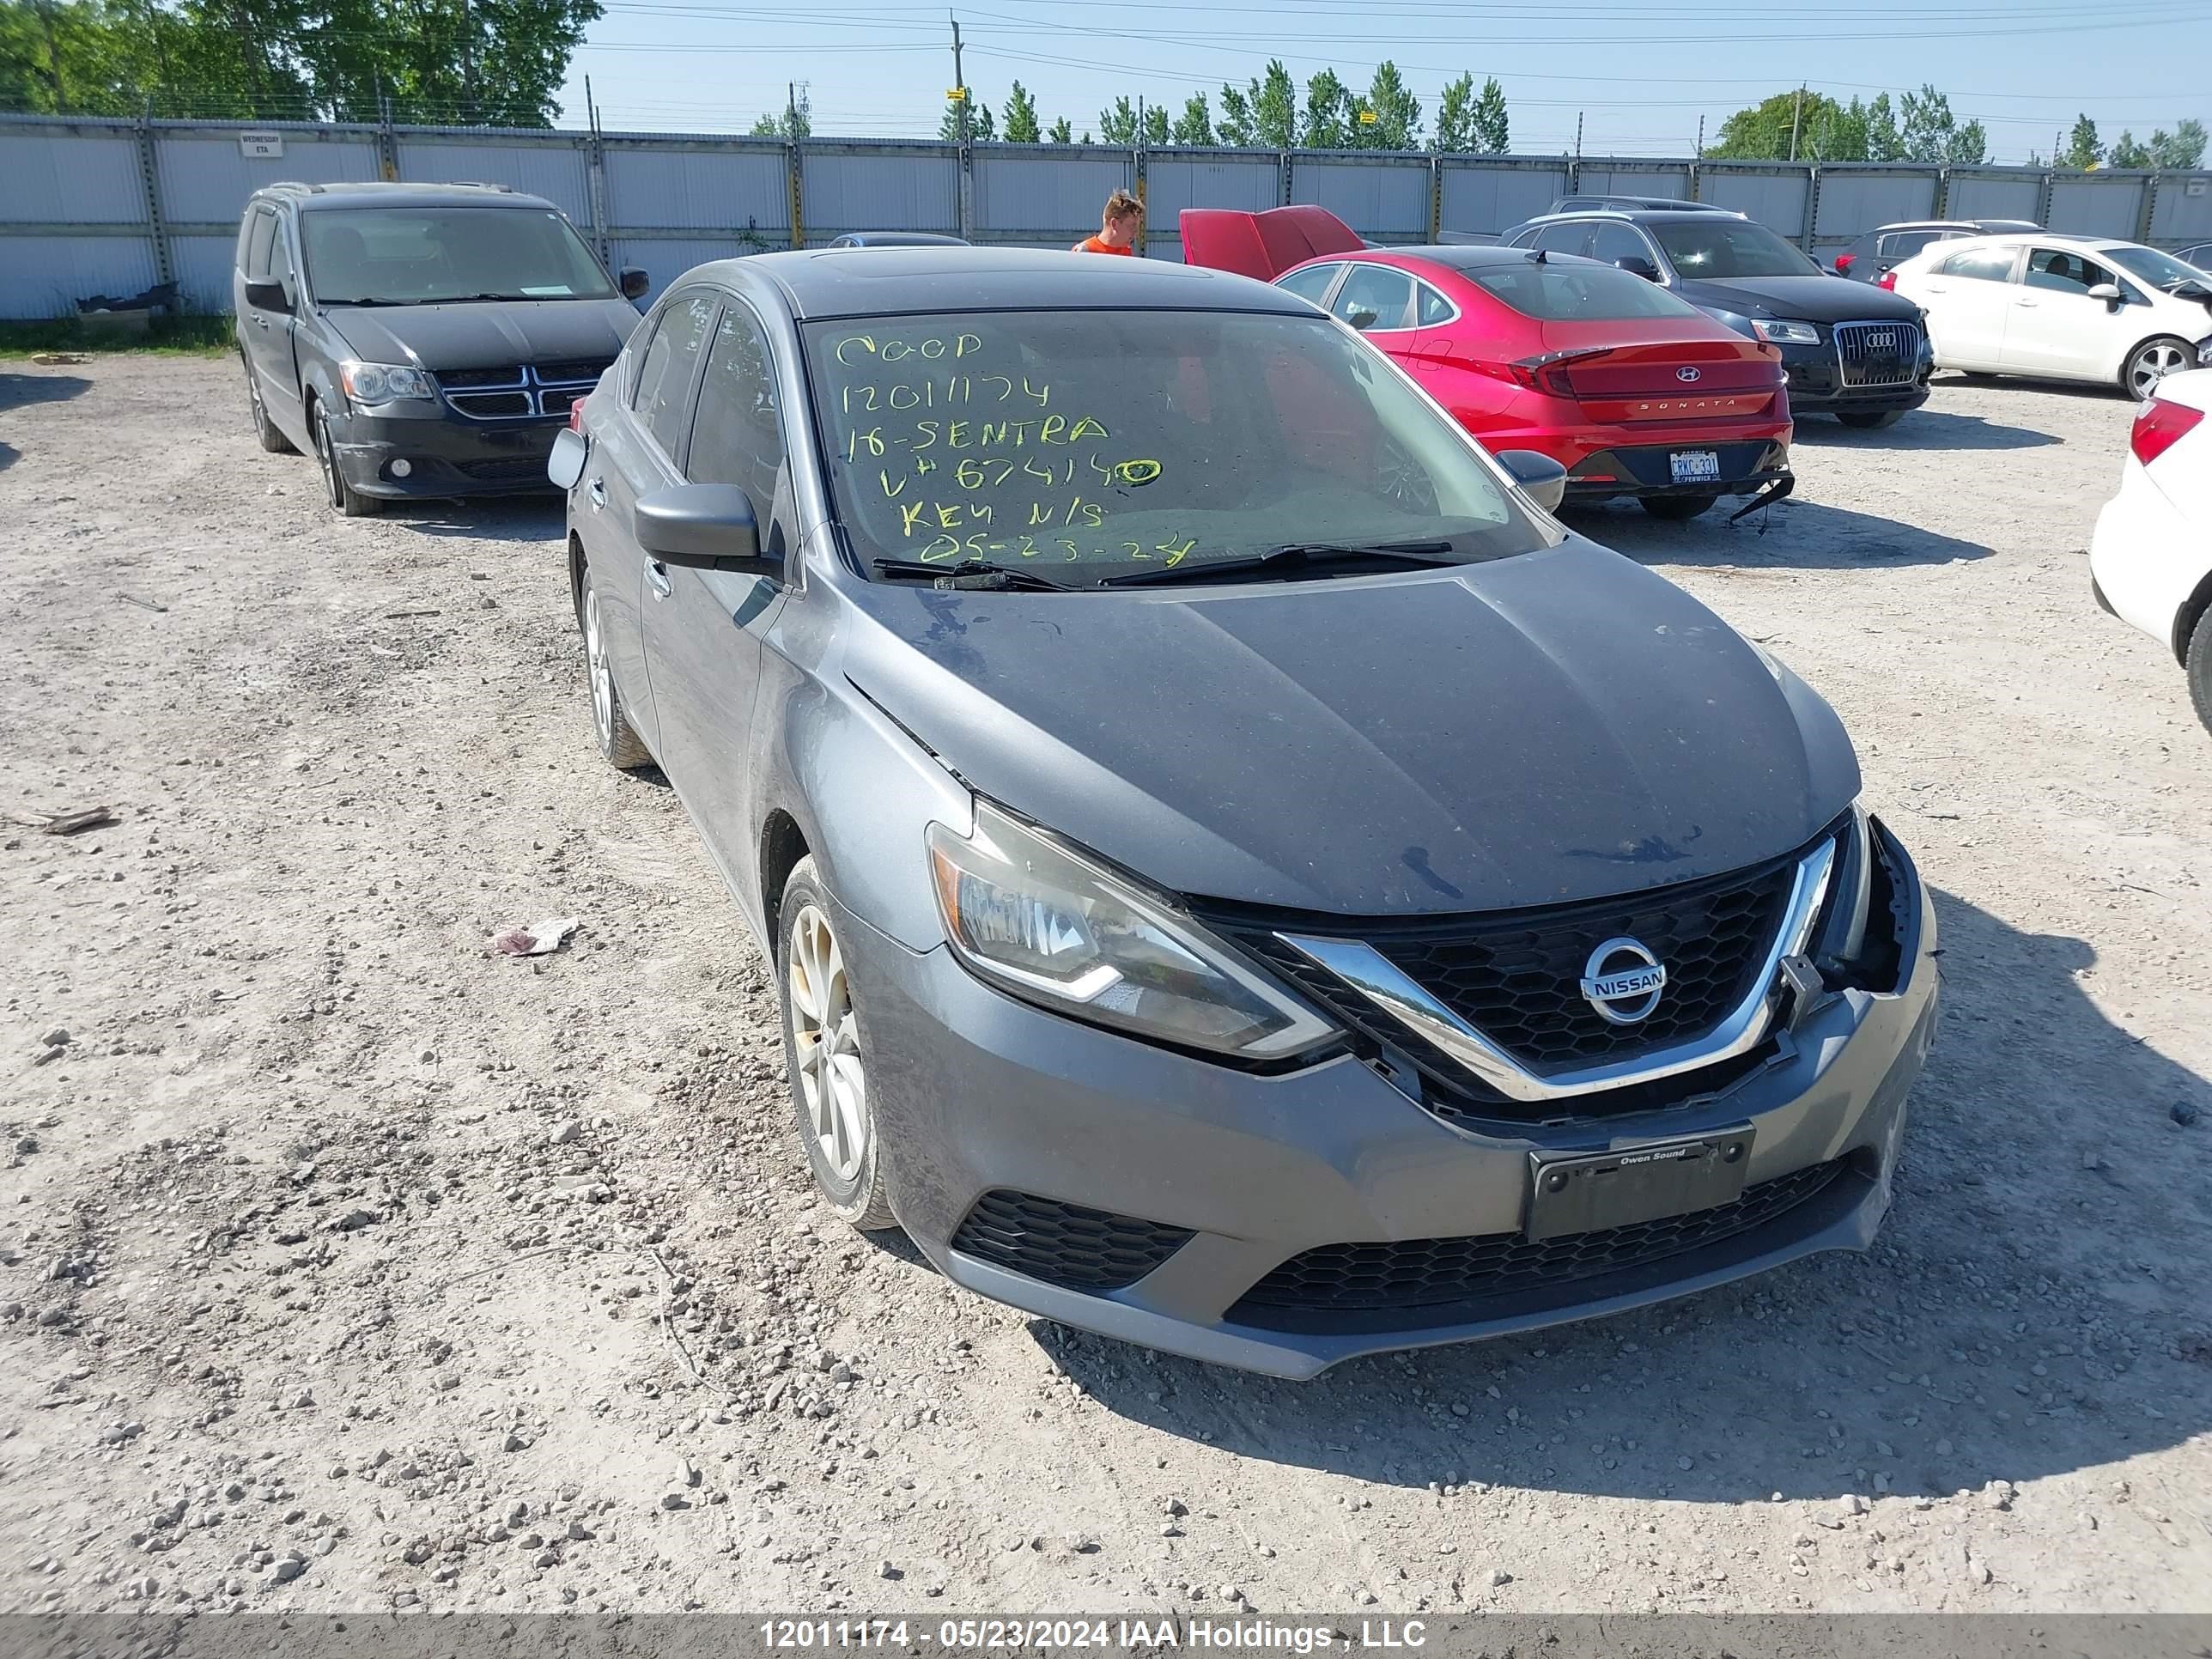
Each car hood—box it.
[318,298,641,372]
[839,538,1858,916]
[1674,273,1922,325]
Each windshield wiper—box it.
[1097,539,1460,588]
[871,557,1067,591]
[320,296,413,307]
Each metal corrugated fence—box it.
[3,112,2209,319]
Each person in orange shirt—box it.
[1073,191,1142,255]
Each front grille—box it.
[949,1191,1192,1292]
[1833,321,1922,387]
[1369,866,1795,1071]
[1231,1156,1852,1325]
[447,390,532,417]
[434,361,612,420]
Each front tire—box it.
[778,857,896,1231]
[243,352,295,453]
[1639,494,1718,521]
[311,399,382,517]
[579,564,654,770]
[2124,337,2192,400]
[1836,410,1905,429]
[2186,608,2212,739]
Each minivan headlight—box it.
[1752,319,1821,345]
[340,362,437,404]
[926,801,1337,1060]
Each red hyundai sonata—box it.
[1182,206,1793,520]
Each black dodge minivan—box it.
[234,180,648,514]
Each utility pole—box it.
[951,15,967,147]
[460,0,476,125]
[1573,111,1583,161]
[1695,113,1705,160]
[950,13,973,241]
[1138,95,1146,150]
[1788,83,1805,162]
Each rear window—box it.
[1468,258,1703,321]
[1652,219,1823,279]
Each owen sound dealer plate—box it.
[1669,449,1723,485]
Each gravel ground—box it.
[1,356,2207,1619]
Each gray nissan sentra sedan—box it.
[551,247,1939,1379]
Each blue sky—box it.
[555,0,2212,164]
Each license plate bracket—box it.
[1669,448,1722,484]
[1525,1129,1754,1242]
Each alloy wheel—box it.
[2130,341,2188,398]
[583,585,615,751]
[787,902,868,1186]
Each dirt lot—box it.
[2,356,2208,1620]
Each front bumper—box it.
[327,405,564,500]
[837,831,1941,1378]
[1778,342,1932,414]
[1564,441,1790,502]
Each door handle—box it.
[2013,299,2038,307]
[252,314,270,329]
[647,560,672,599]
[586,477,606,510]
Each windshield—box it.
[805,308,1547,583]
[2107,245,2209,293]
[302,207,617,306]
[1652,220,1825,280]
[1470,259,1704,321]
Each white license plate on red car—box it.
[1670,449,1722,484]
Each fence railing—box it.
[4,112,2209,319]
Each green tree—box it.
[1140,100,1168,146]
[1249,58,1295,148]
[306,0,600,125]
[1047,114,1072,144]
[2062,114,2102,170]
[1215,82,1253,146]
[1171,91,1212,145]
[1948,118,1986,166]
[1097,93,1137,145]
[747,86,810,140]
[1301,67,1352,148]
[2149,119,2207,167]
[1709,88,1847,160]
[2108,131,2150,168]
[1002,80,1038,143]
[1433,71,1474,152]
[1471,75,1509,153]
[1864,92,1903,160]
[1352,58,1418,148]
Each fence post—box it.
[1933,167,1950,221]
[787,136,805,251]
[1278,149,1292,206]
[132,111,173,290]
[1133,143,1148,257]
[585,127,611,267]
[2135,172,2158,245]
[1428,155,1442,240]
[1799,166,1820,250]
[2034,168,2055,231]
[377,98,399,181]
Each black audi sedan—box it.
[546,246,1939,1377]
[1504,209,1935,428]
[234,181,648,514]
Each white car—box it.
[1887,233,2212,398]
[2089,364,2212,735]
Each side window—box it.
[2025,247,2117,295]
[630,293,718,458]
[1877,229,1941,260]
[267,227,295,295]
[246,209,278,279]
[1533,222,1592,258]
[1274,264,1341,307]
[1940,246,2018,283]
[1333,264,1414,331]
[1589,222,1654,268]
[685,302,788,547]
[1415,282,1455,325]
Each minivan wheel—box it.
[1639,494,1717,521]
[312,401,382,517]
[2186,608,2212,739]
[579,568,654,770]
[778,857,896,1231]
[242,352,295,453]
[1836,410,1905,429]
[2124,337,2192,400]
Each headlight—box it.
[340,362,437,404]
[926,800,1338,1060]
[1752,319,1821,345]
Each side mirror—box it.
[1615,255,1660,283]
[618,266,651,302]
[635,483,778,576]
[2086,282,2123,307]
[243,279,291,314]
[1497,448,1568,514]
[547,425,587,492]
